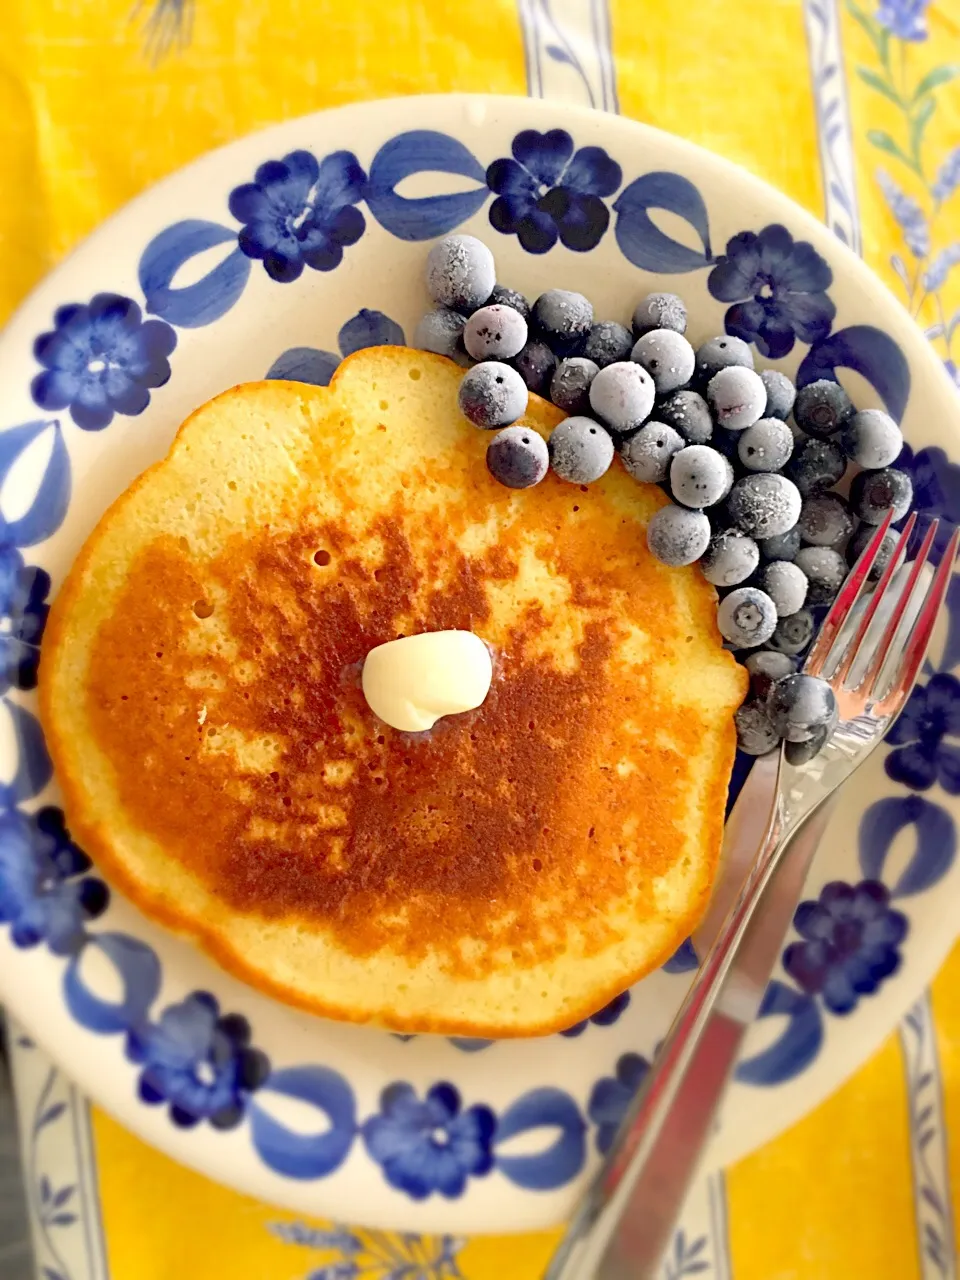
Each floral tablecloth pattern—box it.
[2,0,960,1277]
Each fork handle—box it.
[546,799,834,1280]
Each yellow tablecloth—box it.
[3,1,960,1276]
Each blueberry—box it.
[727,473,802,539]
[767,673,838,745]
[488,284,530,321]
[785,437,847,496]
[797,492,854,547]
[512,340,557,395]
[767,607,815,655]
[850,466,913,525]
[737,418,794,473]
[426,235,496,312]
[759,560,808,617]
[582,321,634,368]
[633,292,687,337]
[550,357,600,416]
[793,379,854,439]
[630,330,696,396]
[414,308,467,360]
[794,546,847,605]
[735,701,782,756]
[647,504,712,566]
[458,361,528,429]
[532,289,594,356]
[759,526,802,562]
[707,366,767,431]
[847,523,899,581]
[670,445,734,509]
[700,530,760,586]
[695,335,754,384]
[745,649,798,701]
[761,369,797,421]
[620,421,684,484]
[840,409,903,469]
[463,304,528,361]
[717,587,778,648]
[785,723,835,765]
[548,417,615,484]
[657,389,713,444]
[589,361,655,434]
[486,426,549,489]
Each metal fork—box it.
[545,512,960,1280]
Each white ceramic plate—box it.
[2,94,959,1233]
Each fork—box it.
[545,511,960,1280]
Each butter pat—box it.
[361,630,493,732]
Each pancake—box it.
[40,347,747,1037]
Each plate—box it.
[1,93,959,1233]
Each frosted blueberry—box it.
[620,421,684,484]
[761,369,796,420]
[488,284,530,321]
[841,409,903,469]
[727,473,802,539]
[486,426,549,489]
[850,466,914,524]
[532,289,594,356]
[797,492,854,547]
[708,366,766,431]
[759,560,808,617]
[785,438,846,496]
[745,649,797,700]
[630,330,696,396]
[695,335,754,384]
[426,235,495,312]
[759,526,802,562]
[582,321,634,368]
[735,701,782,756]
[647,504,712,566]
[700,530,760,587]
[670,445,734,509]
[737,418,795,473]
[512,340,557,395]
[588,361,655,434]
[767,607,815,655]
[794,546,847,605]
[550,357,600,416]
[793,379,854,439]
[548,417,614,483]
[458,361,528,429]
[717,587,778,648]
[463,304,528,361]
[767,673,838,744]
[414,308,466,360]
[657,389,713,444]
[847,523,899,581]
[633,292,687,337]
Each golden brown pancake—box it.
[40,347,746,1036]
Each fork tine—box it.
[879,525,960,711]
[827,512,917,687]
[858,518,939,696]
[804,509,898,678]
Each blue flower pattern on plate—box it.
[875,0,932,42]
[126,991,270,1130]
[362,1083,494,1200]
[31,293,177,430]
[587,1052,650,1155]
[229,149,366,283]
[559,989,631,1038]
[885,673,960,793]
[0,544,50,693]
[0,807,108,955]
[783,881,908,1014]
[708,224,836,358]
[486,129,621,253]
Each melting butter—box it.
[361,630,493,732]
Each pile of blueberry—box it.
[414,235,914,761]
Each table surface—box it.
[0,1022,33,1280]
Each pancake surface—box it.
[41,348,746,1036]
